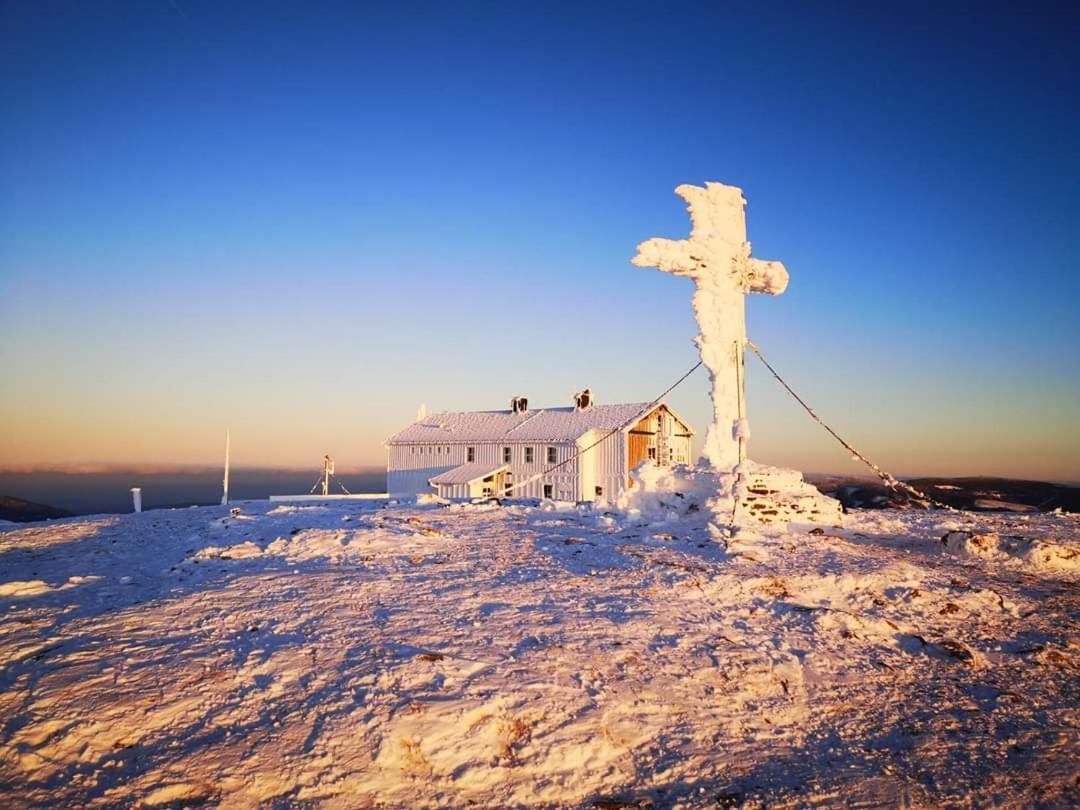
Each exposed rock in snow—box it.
[734,461,844,526]
[942,529,1079,573]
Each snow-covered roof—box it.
[429,463,509,486]
[388,402,659,444]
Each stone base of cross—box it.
[633,181,841,526]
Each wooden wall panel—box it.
[628,433,650,469]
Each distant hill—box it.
[807,475,1080,513]
[0,496,75,523]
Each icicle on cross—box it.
[632,182,788,472]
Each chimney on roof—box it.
[573,388,593,410]
[511,395,529,414]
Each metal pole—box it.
[221,429,230,505]
[735,339,747,464]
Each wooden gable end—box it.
[627,404,691,469]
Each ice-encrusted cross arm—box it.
[631,237,700,277]
[631,181,788,471]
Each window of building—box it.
[648,447,656,460]
[543,484,553,499]
[524,447,534,463]
[503,446,511,463]
[410,447,415,455]
[467,447,475,462]
[546,446,557,464]
[595,486,604,498]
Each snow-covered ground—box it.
[0,499,1076,808]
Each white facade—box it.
[385,401,692,501]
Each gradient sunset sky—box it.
[2,2,1078,480]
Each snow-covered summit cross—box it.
[633,181,788,472]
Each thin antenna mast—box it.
[322,454,333,497]
[221,429,231,505]
[307,454,350,496]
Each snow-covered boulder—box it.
[942,530,1079,573]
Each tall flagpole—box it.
[221,429,230,505]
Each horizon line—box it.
[0,463,1076,487]
[0,462,387,476]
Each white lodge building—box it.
[386,396,693,501]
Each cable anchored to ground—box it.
[308,472,352,496]
[745,340,954,511]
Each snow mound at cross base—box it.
[942,530,1080,573]
[616,462,729,524]
[617,460,843,528]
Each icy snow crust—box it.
[0,502,1077,808]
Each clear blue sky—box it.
[2,1,1078,479]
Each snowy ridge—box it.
[0,502,1076,808]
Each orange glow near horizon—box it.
[5,357,1078,482]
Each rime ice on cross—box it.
[633,182,788,472]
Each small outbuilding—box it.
[385,394,693,501]
[427,462,510,500]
